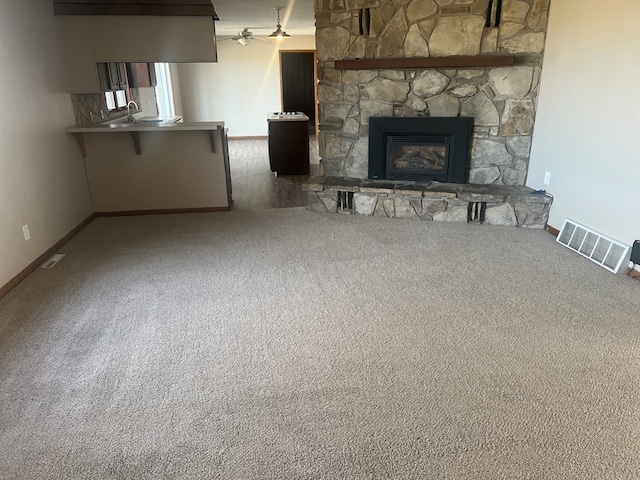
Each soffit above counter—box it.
[53,0,219,19]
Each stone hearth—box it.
[303,176,552,228]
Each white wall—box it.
[0,0,93,288]
[174,36,316,136]
[528,0,640,245]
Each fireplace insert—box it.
[368,117,473,183]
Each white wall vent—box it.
[557,219,629,274]
[41,253,66,269]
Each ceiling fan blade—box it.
[220,35,242,41]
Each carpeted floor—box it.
[1,208,639,479]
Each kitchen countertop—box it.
[67,119,225,133]
[267,112,309,122]
[66,116,227,158]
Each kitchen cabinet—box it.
[117,63,128,89]
[97,62,127,92]
[126,63,157,88]
[267,113,310,175]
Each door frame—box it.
[279,50,319,137]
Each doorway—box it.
[279,51,317,135]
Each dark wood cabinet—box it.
[268,116,310,175]
[126,63,157,88]
[117,62,127,89]
[148,63,157,87]
[96,62,156,92]
[96,63,111,91]
[97,62,127,92]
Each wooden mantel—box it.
[335,55,515,70]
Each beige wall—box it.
[174,36,316,136]
[0,0,93,288]
[528,0,640,245]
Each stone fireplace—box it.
[368,116,473,183]
[314,0,550,186]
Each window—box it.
[105,92,116,111]
[154,63,175,117]
[115,90,127,108]
[105,90,128,112]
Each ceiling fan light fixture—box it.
[268,7,290,40]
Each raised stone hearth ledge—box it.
[303,177,552,228]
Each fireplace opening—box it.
[387,136,448,177]
[369,117,473,183]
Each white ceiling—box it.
[212,0,316,37]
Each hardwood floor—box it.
[227,136,320,210]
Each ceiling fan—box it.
[223,28,272,46]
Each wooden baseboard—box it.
[94,207,230,217]
[228,135,268,140]
[0,214,95,300]
[546,224,560,237]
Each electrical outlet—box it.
[22,224,31,241]
[543,171,551,185]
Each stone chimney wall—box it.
[314,0,550,184]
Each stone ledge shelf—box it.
[303,177,553,228]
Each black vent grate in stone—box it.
[359,9,371,36]
[338,191,354,212]
[467,202,487,223]
[486,0,503,28]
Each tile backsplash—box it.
[71,88,145,125]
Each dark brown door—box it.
[280,52,316,131]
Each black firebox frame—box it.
[368,117,474,183]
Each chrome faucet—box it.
[126,101,139,123]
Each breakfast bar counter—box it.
[66,119,232,214]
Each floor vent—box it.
[557,219,629,273]
[41,253,66,269]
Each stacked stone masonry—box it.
[303,176,552,228]
[314,0,551,185]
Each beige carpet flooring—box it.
[1,208,639,479]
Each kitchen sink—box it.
[94,115,183,128]
[137,118,164,123]
[136,115,182,124]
